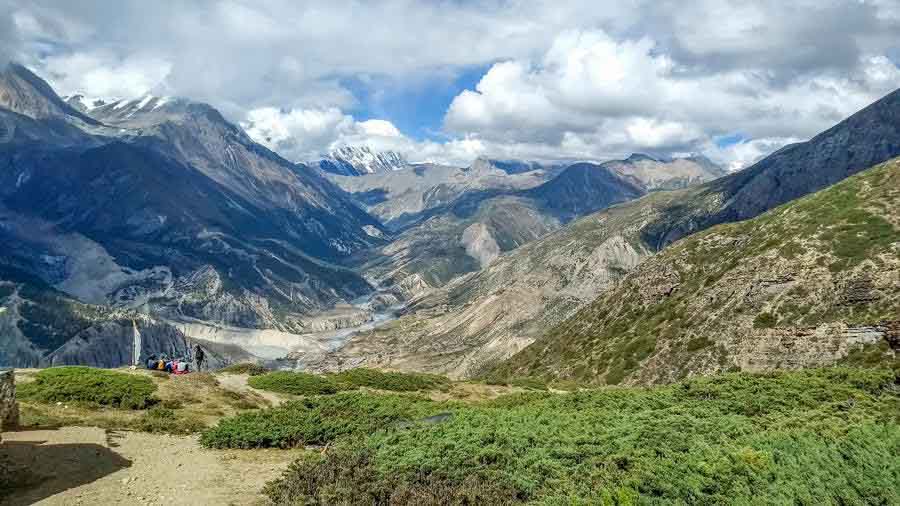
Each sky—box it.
[2,0,900,170]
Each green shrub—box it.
[220,362,270,376]
[248,371,345,395]
[200,392,441,449]
[17,367,157,409]
[247,369,451,396]
[265,368,900,505]
[332,368,450,392]
[264,448,522,505]
[753,311,778,328]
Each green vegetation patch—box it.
[262,368,900,505]
[17,366,157,409]
[130,406,207,435]
[753,311,778,329]
[220,362,271,376]
[248,371,343,395]
[200,392,441,449]
[332,368,450,392]
[247,368,452,396]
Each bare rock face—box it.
[461,222,502,268]
[0,369,18,434]
[44,316,192,368]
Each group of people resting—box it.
[145,344,206,374]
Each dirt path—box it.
[216,373,290,407]
[1,427,306,506]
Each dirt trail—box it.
[1,427,305,506]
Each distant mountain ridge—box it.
[345,154,716,304]
[313,146,408,176]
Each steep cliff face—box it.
[0,264,248,369]
[498,158,900,384]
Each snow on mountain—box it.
[314,146,409,176]
[63,93,112,112]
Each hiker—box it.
[146,355,158,370]
[194,344,205,372]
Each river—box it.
[172,292,403,367]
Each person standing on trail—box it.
[194,344,205,372]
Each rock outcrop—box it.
[0,369,18,433]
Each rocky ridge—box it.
[497,158,900,384]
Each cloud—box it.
[0,1,23,66]
[41,51,172,100]
[444,27,900,169]
[242,106,494,167]
[3,1,900,170]
[703,137,803,173]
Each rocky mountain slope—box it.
[312,146,408,176]
[0,264,239,368]
[601,153,727,191]
[0,63,391,367]
[355,163,648,299]
[313,87,900,379]
[345,156,718,300]
[325,160,560,230]
[0,63,385,312]
[498,157,900,384]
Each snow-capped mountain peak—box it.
[315,146,408,176]
[63,93,114,112]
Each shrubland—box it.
[17,366,158,409]
[247,368,451,396]
[232,368,900,504]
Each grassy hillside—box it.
[496,158,900,385]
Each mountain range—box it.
[311,88,900,379]
[0,63,389,366]
[1,61,896,383]
[328,154,723,300]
